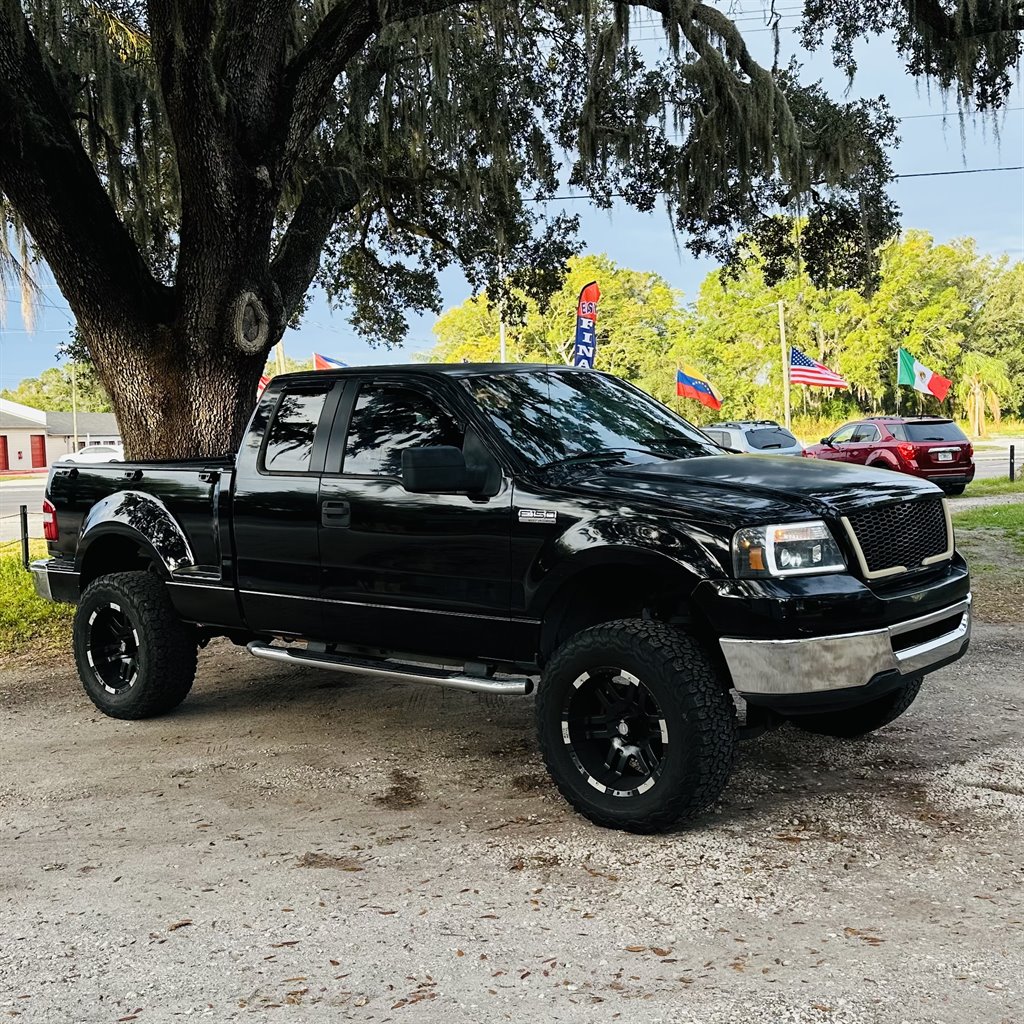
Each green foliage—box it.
[0,540,72,655]
[430,252,689,383]
[427,232,1024,431]
[952,503,1024,554]
[7,0,1015,352]
[960,477,1024,498]
[0,363,111,412]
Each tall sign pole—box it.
[778,299,791,430]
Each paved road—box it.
[2,442,1019,543]
[0,478,46,545]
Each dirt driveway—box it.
[1,621,1022,1024]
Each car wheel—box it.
[788,676,923,738]
[942,484,966,496]
[73,571,198,719]
[535,619,736,833]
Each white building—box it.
[0,398,121,472]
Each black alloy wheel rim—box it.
[87,602,140,695]
[561,667,669,798]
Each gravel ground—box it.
[950,493,1023,511]
[2,623,1022,1024]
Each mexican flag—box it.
[897,348,952,401]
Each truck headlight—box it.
[732,520,846,578]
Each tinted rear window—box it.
[744,427,799,450]
[904,422,967,442]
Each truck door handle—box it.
[321,499,351,528]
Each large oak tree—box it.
[1,0,1020,458]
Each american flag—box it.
[789,347,848,389]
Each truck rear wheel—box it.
[73,572,197,719]
[787,676,923,738]
[535,620,736,833]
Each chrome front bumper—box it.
[720,596,971,696]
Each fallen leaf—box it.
[168,919,192,931]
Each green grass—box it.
[0,539,73,656]
[955,476,1024,498]
[953,502,1024,554]
[0,474,45,483]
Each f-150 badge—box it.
[518,509,557,524]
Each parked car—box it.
[702,420,803,456]
[803,417,975,494]
[61,443,123,464]
[32,366,970,833]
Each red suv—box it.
[803,417,975,494]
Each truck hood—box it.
[574,454,940,524]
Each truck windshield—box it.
[463,370,719,467]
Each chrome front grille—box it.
[842,498,952,579]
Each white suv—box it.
[701,421,804,456]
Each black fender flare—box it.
[76,490,195,577]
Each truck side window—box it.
[344,385,463,477]
[262,390,329,473]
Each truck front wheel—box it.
[73,572,198,719]
[787,676,923,738]
[535,620,736,833]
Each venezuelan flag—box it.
[676,367,722,411]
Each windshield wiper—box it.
[542,450,632,470]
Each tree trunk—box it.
[88,325,269,461]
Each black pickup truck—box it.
[33,364,971,832]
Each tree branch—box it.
[0,4,170,330]
[904,0,1024,39]
[270,166,361,320]
[219,0,294,158]
[278,0,478,169]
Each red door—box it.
[30,434,46,468]
[0,436,8,471]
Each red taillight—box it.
[966,443,974,459]
[42,498,58,541]
[897,443,918,462]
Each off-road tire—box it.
[788,676,923,738]
[535,619,736,833]
[73,571,197,719]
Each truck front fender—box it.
[77,490,195,577]
[525,514,727,619]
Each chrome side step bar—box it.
[246,642,534,696]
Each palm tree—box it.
[955,353,1011,438]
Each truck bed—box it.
[47,455,235,572]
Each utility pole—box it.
[778,299,791,431]
[275,339,287,375]
[497,253,506,362]
[70,360,79,451]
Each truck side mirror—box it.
[401,446,479,494]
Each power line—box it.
[896,165,1024,179]
[525,164,1024,204]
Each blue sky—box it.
[1,13,1022,391]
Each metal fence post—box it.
[1011,445,1016,483]
[19,504,29,571]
